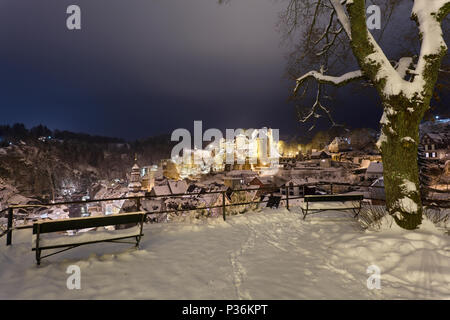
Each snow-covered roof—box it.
[284,178,305,186]
[151,185,172,196]
[366,161,383,174]
[423,132,449,145]
[251,176,274,185]
[226,170,257,177]
[198,193,220,207]
[311,150,331,158]
[168,180,188,195]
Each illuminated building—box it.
[127,155,144,196]
[171,128,283,179]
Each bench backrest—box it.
[33,212,145,234]
[304,194,363,202]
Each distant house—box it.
[224,177,244,189]
[168,180,188,195]
[280,178,318,197]
[87,204,102,216]
[328,137,351,153]
[249,176,276,187]
[365,161,383,180]
[310,150,332,159]
[186,184,206,195]
[150,185,172,197]
[319,158,332,168]
[249,176,278,195]
[280,178,304,197]
[420,133,450,160]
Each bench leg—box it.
[135,235,141,248]
[36,249,41,266]
[302,208,308,220]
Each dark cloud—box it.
[0,0,423,140]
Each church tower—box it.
[127,154,143,196]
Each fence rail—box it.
[1,182,449,246]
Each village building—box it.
[280,178,318,197]
[365,161,383,180]
[328,137,351,153]
[319,158,332,168]
[420,132,450,161]
[127,155,144,197]
[280,178,303,197]
[186,184,206,195]
[168,180,188,195]
[140,165,160,192]
[249,176,278,196]
[224,177,244,189]
[310,150,332,160]
[150,185,172,197]
[161,159,180,180]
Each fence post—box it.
[330,183,333,195]
[222,191,226,221]
[7,208,13,246]
[285,186,289,211]
[136,197,141,211]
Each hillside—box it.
[0,124,174,206]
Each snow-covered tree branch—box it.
[294,69,363,93]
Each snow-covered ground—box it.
[0,207,449,299]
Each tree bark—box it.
[378,96,426,229]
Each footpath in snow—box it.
[0,207,449,299]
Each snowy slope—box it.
[0,208,449,299]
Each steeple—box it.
[128,153,142,195]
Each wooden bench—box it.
[32,212,146,265]
[300,194,363,220]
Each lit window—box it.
[425,153,429,158]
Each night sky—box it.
[0,0,446,140]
